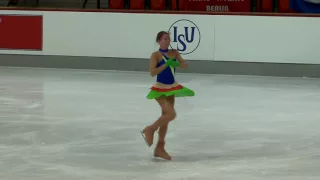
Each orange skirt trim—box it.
[150,85,183,92]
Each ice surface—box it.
[0,67,320,180]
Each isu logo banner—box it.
[290,0,320,13]
[182,0,250,12]
[0,15,43,51]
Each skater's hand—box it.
[173,49,188,69]
[170,61,180,68]
[165,58,175,66]
[165,58,180,68]
[180,62,188,69]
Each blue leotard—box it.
[156,49,176,85]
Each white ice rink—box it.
[0,67,320,180]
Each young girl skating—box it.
[141,31,195,160]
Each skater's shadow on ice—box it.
[172,154,220,162]
[151,154,219,162]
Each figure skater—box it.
[141,31,195,160]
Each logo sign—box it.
[304,0,320,3]
[168,19,201,55]
[0,15,43,50]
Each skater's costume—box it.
[146,49,195,99]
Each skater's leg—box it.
[155,95,175,160]
[158,123,168,142]
[143,96,176,146]
[158,95,175,142]
[153,96,176,128]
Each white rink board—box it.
[213,15,320,64]
[0,10,320,64]
[43,12,214,60]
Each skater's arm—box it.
[174,50,188,69]
[149,53,167,77]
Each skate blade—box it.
[140,130,151,147]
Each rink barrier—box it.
[1,7,320,17]
[0,8,320,77]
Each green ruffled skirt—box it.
[146,84,195,99]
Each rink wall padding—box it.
[1,54,320,78]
